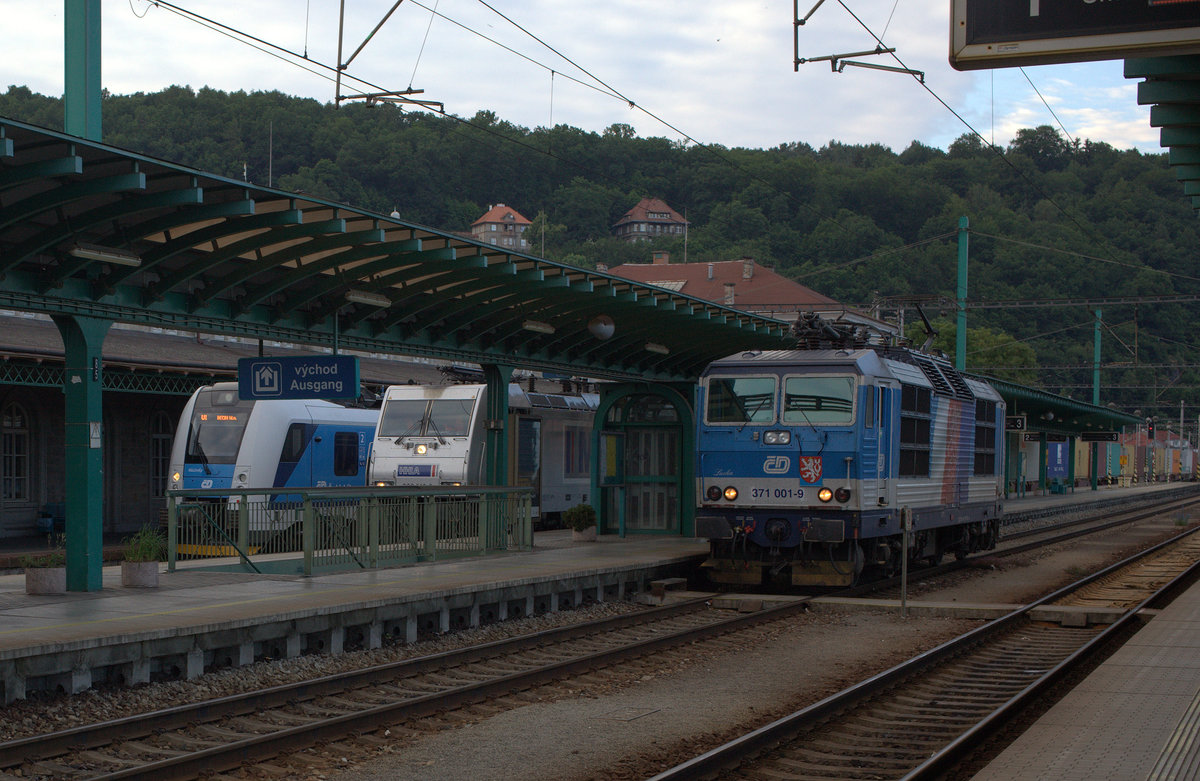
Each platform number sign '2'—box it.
[799,456,823,484]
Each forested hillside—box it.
[2,84,1196,423]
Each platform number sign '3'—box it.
[798,456,823,483]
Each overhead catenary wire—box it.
[142,0,1173,305]
[829,1,1141,280]
[1019,67,1075,146]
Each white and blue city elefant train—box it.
[695,344,1004,588]
[367,383,598,526]
[168,382,378,498]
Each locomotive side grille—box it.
[911,355,974,400]
[912,356,954,396]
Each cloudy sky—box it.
[2,1,1159,154]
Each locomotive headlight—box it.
[834,487,852,503]
[818,487,834,502]
[706,485,723,502]
[723,486,739,501]
[415,444,427,455]
[763,430,791,445]
[171,471,181,484]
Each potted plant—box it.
[564,503,598,542]
[121,525,165,587]
[23,534,66,595]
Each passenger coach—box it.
[695,347,1004,587]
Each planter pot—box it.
[25,567,66,595]
[121,560,160,588]
[571,526,597,542]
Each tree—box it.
[1008,125,1073,172]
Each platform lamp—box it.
[587,315,615,340]
[68,243,141,267]
[345,289,392,307]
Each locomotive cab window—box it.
[186,391,254,465]
[379,397,476,438]
[705,376,776,424]
[783,376,855,425]
[279,423,310,464]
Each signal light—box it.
[706,485,722,502]
[834,487,852,503]
[818,487,834,502]
[723,486,739,501]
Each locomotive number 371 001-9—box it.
[751,487,806,500]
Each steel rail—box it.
[648,524,1200,781]
[843,491,1200,598]
[0,596,815,780]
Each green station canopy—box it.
[0,117,793,382]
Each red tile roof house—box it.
[612,197,689,241]
[607,252,895,335]
[471,204,532,250]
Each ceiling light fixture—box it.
[68,243,141,267]
[522,319,556,334]
[587,314,615,340]
[345,289,391,307]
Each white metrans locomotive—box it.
[368,383,598,526]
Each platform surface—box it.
[973,573,1200,781]
[0,532,707,655]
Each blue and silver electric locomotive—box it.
[695,345,1004,587]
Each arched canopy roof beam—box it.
[0,117,792,381]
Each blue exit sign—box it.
[237,356,360,400]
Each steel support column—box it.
[482,364,513,487]
[1091,309,1102,490]
[52,314,111,591]
[956,215,968,371]
[64,0,102,141]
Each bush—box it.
[563,503,597,532]
[123,525,166,562]
[21,534,65,568]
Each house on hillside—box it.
[471,204,531,250]
[607,252,895,335]
[612,197,688,242]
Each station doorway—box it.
[594,384,695,536]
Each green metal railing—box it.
[164,486,533,576]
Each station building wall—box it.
[0,385,187,538]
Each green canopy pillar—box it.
[482,364,514,486]
[52,315,111,591]
[64,0,102,141]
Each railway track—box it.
[0,595,814,780]
[647,525,1200,781]
[853,492,1200,598]
[1,493,1194,780]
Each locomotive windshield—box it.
[379,398,476,438]
[782,376,855,425]
[705,376,776,424]
[185,388,254,465]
